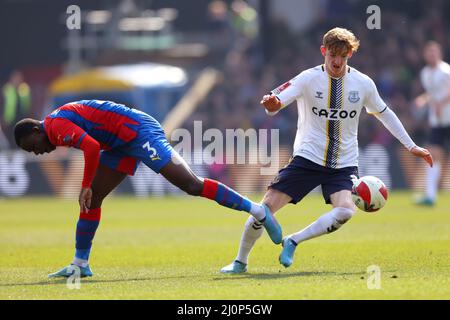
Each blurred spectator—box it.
[0,70,31,148]
[0,123,9,150]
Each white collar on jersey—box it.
[322,64,351,79]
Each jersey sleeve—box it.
[47,118,89,148]
[375,107,416,150]
[48,118,100,188]
[443,68,450,86]
[78,134,101,188]
[364,77,388,114]
[271,71,308,108]
[419,69,427,89]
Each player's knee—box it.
[180,179,203,196]
[262,200,279,215]
[90,194,106,209]
[333,206,355,224]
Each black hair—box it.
[14,118,40,147]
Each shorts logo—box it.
[142,141,161,161]
[348,91,360,103]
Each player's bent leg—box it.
[160,151,283,244]
[295,190,355,238]
[49,165,126,278]
[329,190,357,214]
[89,164,128,208]
[280,190,355,268]
[221,189,292,274]
[262,188,293,214]
[74,165,127,266]
[220,216,262,274]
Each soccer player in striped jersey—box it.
[14,99,282,278]
[221,27,433,274]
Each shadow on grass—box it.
[1,270,395,287]
[0,274,204,287]
[213,270,375,281]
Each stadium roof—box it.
[49,63,188,95]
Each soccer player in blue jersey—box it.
[14,99,282,278]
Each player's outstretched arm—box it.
[374,107,433,167]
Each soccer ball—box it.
[351,176,388,212]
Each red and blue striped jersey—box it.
[43,100,143,150]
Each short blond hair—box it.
[323,27,360,54]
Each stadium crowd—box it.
[193,0,450,149]
[1,1,448,150]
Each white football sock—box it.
[426,162,441,201]
[235,216,264,264]
[249,202,266,221]
[72,257,89,268]
[290,207,354,244]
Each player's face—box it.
[19,130,56,155]
[321,45,352,78]
[424,45,442,67]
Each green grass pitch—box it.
[0,192,449,299]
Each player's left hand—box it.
[79,187,92,213]
[410,146,433,167]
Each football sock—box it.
[201,178,265,220]
[73,208,101,267]
[236,216,264,264]
[426,162,441,201]
[290,207,354,244]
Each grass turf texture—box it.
[0,192,449,299]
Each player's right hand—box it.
[260,95,282,113]
[79,187,92,213]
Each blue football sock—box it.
[74,208,101,263]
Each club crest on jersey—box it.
[348,91,360,103]
[63,132,76,144]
